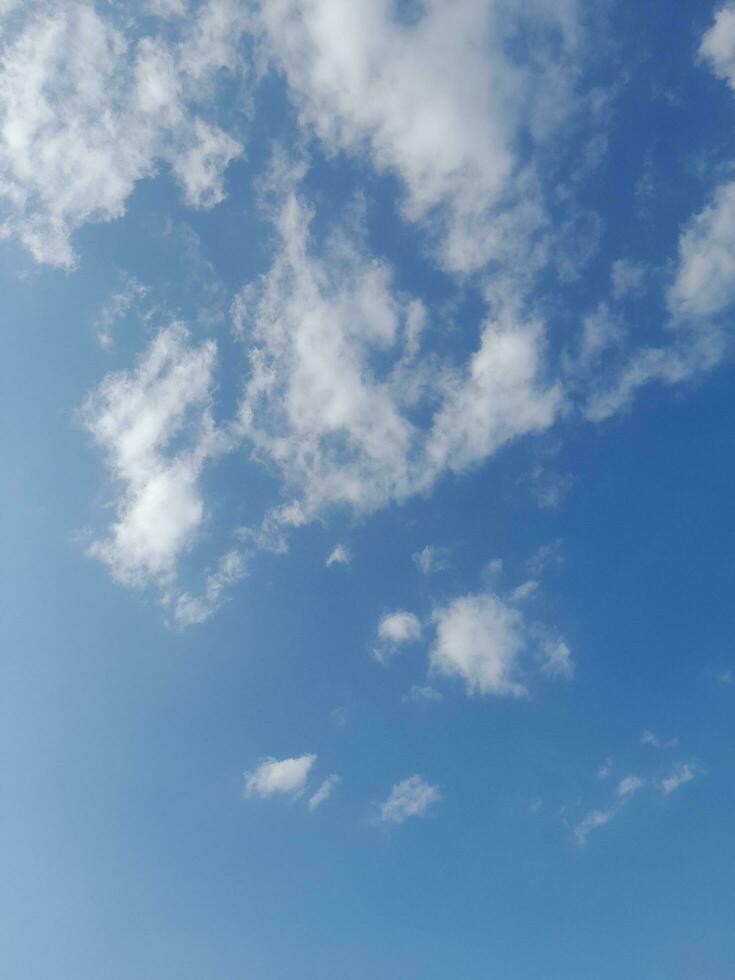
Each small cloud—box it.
[539,632,574,680]
[532,467,574,510]
[308,774,340,811]
[93,273,148,351]
[530,798,543,813]
[412,545,450,574]
[660,763,697,796]
[617,775,645,799]
[716,669,734,685]
[597,756,613,780]
[527,539,564,578]
[508,579,539,603]
[377,774,441,825]
[170,549,246,627]
[611,259,644,299]
[326,543,350,567]
[243,754,316,799]
[373,610,422,663]
[641,729,679,750]
[572,773,643,845]
[482,558,504,586]
[402,684,443,704]
[573,806,616,846]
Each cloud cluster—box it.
[572,755,699,845]
[233,168,562,529]
[0,0,248,267]
[257,0,582,273]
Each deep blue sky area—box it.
[2,2,735,978]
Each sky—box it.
[2,1,735,977]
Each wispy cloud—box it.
[660,763,697,796]
[641,730,679,750]
[377,775,441,825]
[325,544,351,567]
[308,775,340,811]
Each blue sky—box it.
[2,1,735,977]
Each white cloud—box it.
[325,543,350,567]
[427,309,563,475]
[617,775,645,799]
[641,730,679,750]
[243,753,316,799]
[660,763,697,796]
[412,545,450,575]
[539,632,574,680]
[429,590,573,696]
[0,0,247,267]
[583,334,724,423]
[700,3,735,89]
[430,593,526,697]
[81,322,225,588]
[308,774,340,811]
[377,774,441,825]
[374,610,422,663]
[234,171,428,519]
[257,0,582,273]
[234,168,563,528]
[669,180,735,320]
[573,806,616,846]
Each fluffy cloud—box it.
[377,774,441,825]
[256,0,582,273]
[428,587,573,696]
[429,593,527,697]
[373,610,422,663]
[243,753,316,798]
[81,322,225,588]
[427,310,562,474]
[234,171,428,519]
[699,3,735,89]
[234,167,562,530]
[0,0,247,267]
[669,181,735,321]
[308,774,340,811]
